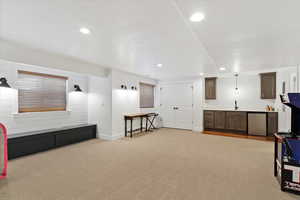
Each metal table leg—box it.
[130,119,133,138]
[125,118,127,137]
[140,116,143,133]
[146,116,148,132]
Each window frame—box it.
[17,70,68,113]
[139,82,155,109]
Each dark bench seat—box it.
[8,124,97,160]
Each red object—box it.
[0,123,7,179]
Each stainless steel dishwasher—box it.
[248,113,267,136]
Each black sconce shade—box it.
[121,85,127,90]
[131,86,137,90]
[0,77,11,88]
[74,84,82,92]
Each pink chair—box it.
[0,123,7,179]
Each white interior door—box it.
[174,106,193,129]
[160,105,175,128]
[160,83,193,130]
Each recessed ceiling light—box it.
[190,12,205,22]
[219,67,226,71]
[80,27,91,35]
[157,64,163,68]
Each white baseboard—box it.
[192,126,203,132]
[99,133,123,141]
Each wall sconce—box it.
[121,85,127,90]
[74,84,82,92]
[131,86,137,90]
[0,77,11,88]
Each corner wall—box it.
[111,70,159,139]
[88,75,112,139]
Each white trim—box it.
[192,126,203,132]
[99,133,123,141]
[12,110,71,118]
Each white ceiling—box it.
[1,0,300,79]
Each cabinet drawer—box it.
[55,127,96,147]
[204,111,215,129]
[8,134,55,159]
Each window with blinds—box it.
[17,70,68,113]
[140,83,155,108]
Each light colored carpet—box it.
[0,128,298,200]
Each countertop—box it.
[203,108,278,113]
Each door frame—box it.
[159,81,194,130]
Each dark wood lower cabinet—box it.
[226,112,247,132]
[214,111,226,129]
[203,110,278,136]
[267,112,278,136]
[8,124,97,160]
[204,111,215,129]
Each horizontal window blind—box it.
[17,71,68,113]
[140,83,155,108]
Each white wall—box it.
[0,59,89,135]
[275,67,298,132]
[111,70,158,139]
[0,60,159,140]
[192,79,204,132]
[1,57,296,139]
[204,67,299,132]
[0,39,109,77]
[158,67,299,133]
[88,75,112,138]
[203,74,276,111]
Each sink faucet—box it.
[234,100,239,110]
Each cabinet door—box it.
[237,112,247,131]
[205,78,217,100]
[204,111,215,129]
[267,113,278,136]
[226,112,247,132]
[261,72,276,99]
[214,111,226,129]
[226,112,236,130]
[8,134,55,159]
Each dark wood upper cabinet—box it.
[260,72,276,99]
[205,77,217,100]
